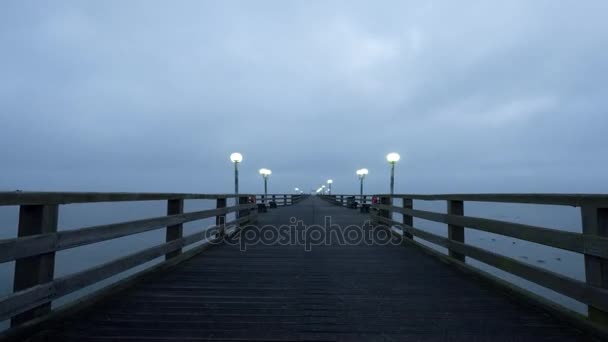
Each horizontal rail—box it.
[370,193,608,329]
[0,192,268,329]
[374,215,608,313]
[0,217,248,321]
[374,204,608,259]
[376,193,608,207]
[0,204,255,263]
[0,192,255,206]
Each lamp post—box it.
[327,179,333,195]
[259,168,272,203]
[386,153,400,196]
[229,153,242,199]
[356,168,368,204]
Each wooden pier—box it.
[1,192,607,340]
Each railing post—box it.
[377,196,391,226]
[581,206,608,324]
[283,195,287,206]
[447,200,465,262]
[216,197,227,238]
[341,195,344,206]
[239,196,249,226]
[248,195,258,223]
[402,198,414,239]
[12,204,59,326]
[165,199,184,260]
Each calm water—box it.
[0,197,587,330]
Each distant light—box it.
[356,168,369,176]
[321,185,325,188]
[230,152,243,163]
[259,168,272,176]
[327,179,333,184]
[295,187,299,191]
[386,153,400,163]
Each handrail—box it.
[0,191,249,206]
[0,204,253,263]
[0,192,309,330]
[374,204,608,259]
[375,193,608,207]
[370,193,608,328]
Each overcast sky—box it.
[1,1,607,195]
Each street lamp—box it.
[327,179,333,195]
[386,152,400,195]
[356,168,369,203]
[259,168,272,202]
[229,153,242,199]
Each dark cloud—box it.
[1,1,607,194]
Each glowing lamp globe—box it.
[386,153,400,164]
[230,152,243,163]
[356,168,369,176]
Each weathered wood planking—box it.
[0,204,254,263]
[374,203,608,259]
[0,192,255,206]
[36,196,588,341]
[374,215,608,314]
[375,193,608,207]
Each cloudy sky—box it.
[1,1,607,195]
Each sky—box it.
[1,0,607,195]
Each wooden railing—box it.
[0,191,274,330]
[365,193,608,330]
[321,194,371,208]
[254,194,306,206]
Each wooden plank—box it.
[376,196,391,225]
[0,204,255,263]
[0,238,218,342]
[165,199,184,260]
[216,198,227,238]
[375,216,608,313]
[581,206,608,324]
[375,193,608,207]
[34,196,592,341]
[387,227,608,340]
[447,200,465,262]
[238,196,250,226]
[374,204,608,259]
[0,226,222,321]
[402,199,413,239]
[0,192,255,206]
[11,204,58,326]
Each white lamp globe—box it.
[230,152,243,163]
[357,168,369,176]
[386,153,401,164]
[259,168,272,176]
[327,179,333,184]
